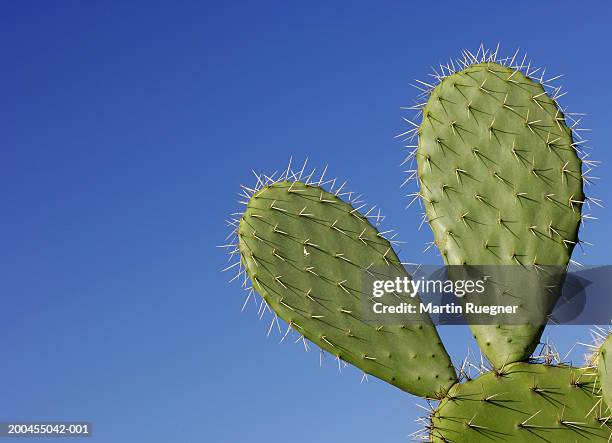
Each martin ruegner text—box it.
[372,302,519,316]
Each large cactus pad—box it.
[431,362,608,442]
[238,180,457,398]
[417,62,584,367]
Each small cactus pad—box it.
[431,362,608,442]
[598,334,612,409]
[417,62,584,367]
[238,180,457,398]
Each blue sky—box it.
[2,1,612,442]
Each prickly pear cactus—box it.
[226,46,602,443]
[415,61,584,367]
[431,362,608,442]
[237,179,457,398]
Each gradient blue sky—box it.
[2,2,612,442]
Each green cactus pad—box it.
[598,335,612,410]
[417,62,584,367]
[431,362,608,442]
[238,180,457,398]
